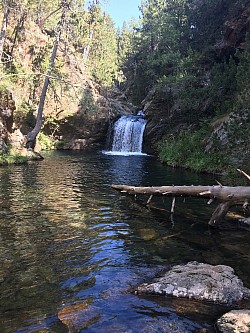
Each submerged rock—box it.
[217,310,250,333]
[58,300,100,332]
[136,262,250,305]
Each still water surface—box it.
[0,151,249,333]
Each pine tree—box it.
[122,0,185,101]
[81,2,118,88]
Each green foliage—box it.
[124,0,185,101]
[117,22,135,65]
[235,34,250,111]
[14,101,36,127]
[188,0,235,51]
[226,111,250,152]
[1,0,249,165]
[0,147,28,165]
[43,114,60,136]
[222,165,250,186]
[29,0,62,30]
[209,57,237,115]
[87,12,118,87]
[78,88,98,114]
[155,52,239,119]
[122,0,249,109]
[37,132,55,150]
[55,139,66,149]
[175,75,207,113]
[158,128,228,173]
[30,44,52,70]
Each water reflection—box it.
[102,154,150,185]
[0,151,249,333]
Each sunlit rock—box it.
[9,128,25,149]
[136,262,250,304]
[217,310,250,333]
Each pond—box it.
[0,151,249,333]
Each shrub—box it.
[37,132,55,150]
[0,147,28,165]
[158,128,228,173]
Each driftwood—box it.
[112,185,250,227]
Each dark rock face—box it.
[136,262,250,305]
[204,110,250,165]
[59,115,110,150]
[216,5,250,52]
[0,89,34,157]
[57,85,137,151]
[217,310,250,333]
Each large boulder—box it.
[136,262,250,305]
[217,310,250,333]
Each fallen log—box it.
[112,185,250,227]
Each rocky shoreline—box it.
[135,262,250,333]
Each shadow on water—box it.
[0,151,249,332]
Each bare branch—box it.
[237,169,250,181]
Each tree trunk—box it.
[112,185,250,202]
[10,11,26,56]
[83,28,94,66]
[112,184,250,227]
[0,0,10,61]
[26,2,68,149]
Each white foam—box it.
[102,151,148,156]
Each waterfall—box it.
[105,113,147,156]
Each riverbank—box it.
[142,89,249,179]
[0,147,44,166]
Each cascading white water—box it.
[105,113,147,155]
